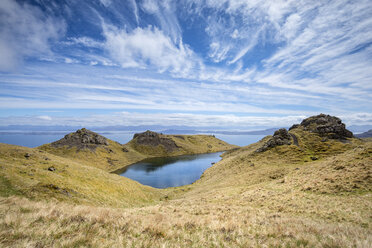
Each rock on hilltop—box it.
[133,130,179,152]
[256,128,292,152]
[51,128,108,150]
[255,114,353,153]
[289,114,353,139]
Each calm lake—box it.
[115,152,223,188]
[0,131,266,189]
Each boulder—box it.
[256,128,292,152]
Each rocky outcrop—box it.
[256,128,292,152]
[51,128,108,150]
[289,114,353,139]
[133,130,179,152]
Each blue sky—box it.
[0,0,371,129]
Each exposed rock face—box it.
[289,114,353,139]
[256,128,292,153]
[51,128,108,150]
[133,130,179,152]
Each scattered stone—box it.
[289,114,353,139]
[24,153,31,158]
[294,168,300,170]
[211,162,215,165]
[107,158,118,166]
[255,128,292,152]
[334,165,345,170]
[122,147,129,152]
[44,157,50,160]
[133,130,179,152]
[250,163,255,167]
[51,128,108,151]
[310,156,318,161]
[47,166,56,172]
[44,184,59,190]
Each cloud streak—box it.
[0,0,65,71]
[103,24,200,75]
[0,0,371,129]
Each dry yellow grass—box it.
[0,129,371,247]
[0,143,162,207]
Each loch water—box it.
[115,152,223,188]
[0,131,266,189]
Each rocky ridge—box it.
[133,130,179,152]
[256,114,354,153]
[51,128,108,150]
[289,114,353,139]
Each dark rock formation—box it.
[289,114,353,139]
[256,128,292,152]
[51,128,108,150]
[133,130,179,152]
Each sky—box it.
[0,0,371,130]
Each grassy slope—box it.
[38,134,236,172]
[0,129,371,247]
[0,143,162,208]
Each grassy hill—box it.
[38,129,236,172]
[0,114,371,247]
[0,143,162,207]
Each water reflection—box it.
[116,152,223,188]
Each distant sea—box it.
[0,131,266,148]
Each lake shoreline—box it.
[115,151,224,188]
[110,150,227,174]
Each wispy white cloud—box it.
[1,111,371,129]
[0,0,371,129]
[0,0,65,71]
[102,24,200,75]
[63,37,103,48]
[129,0,139,24]
[37,115,52,121]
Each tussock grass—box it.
[0,143,162,207]
[0,129,371,247]
[0,195,370,247]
